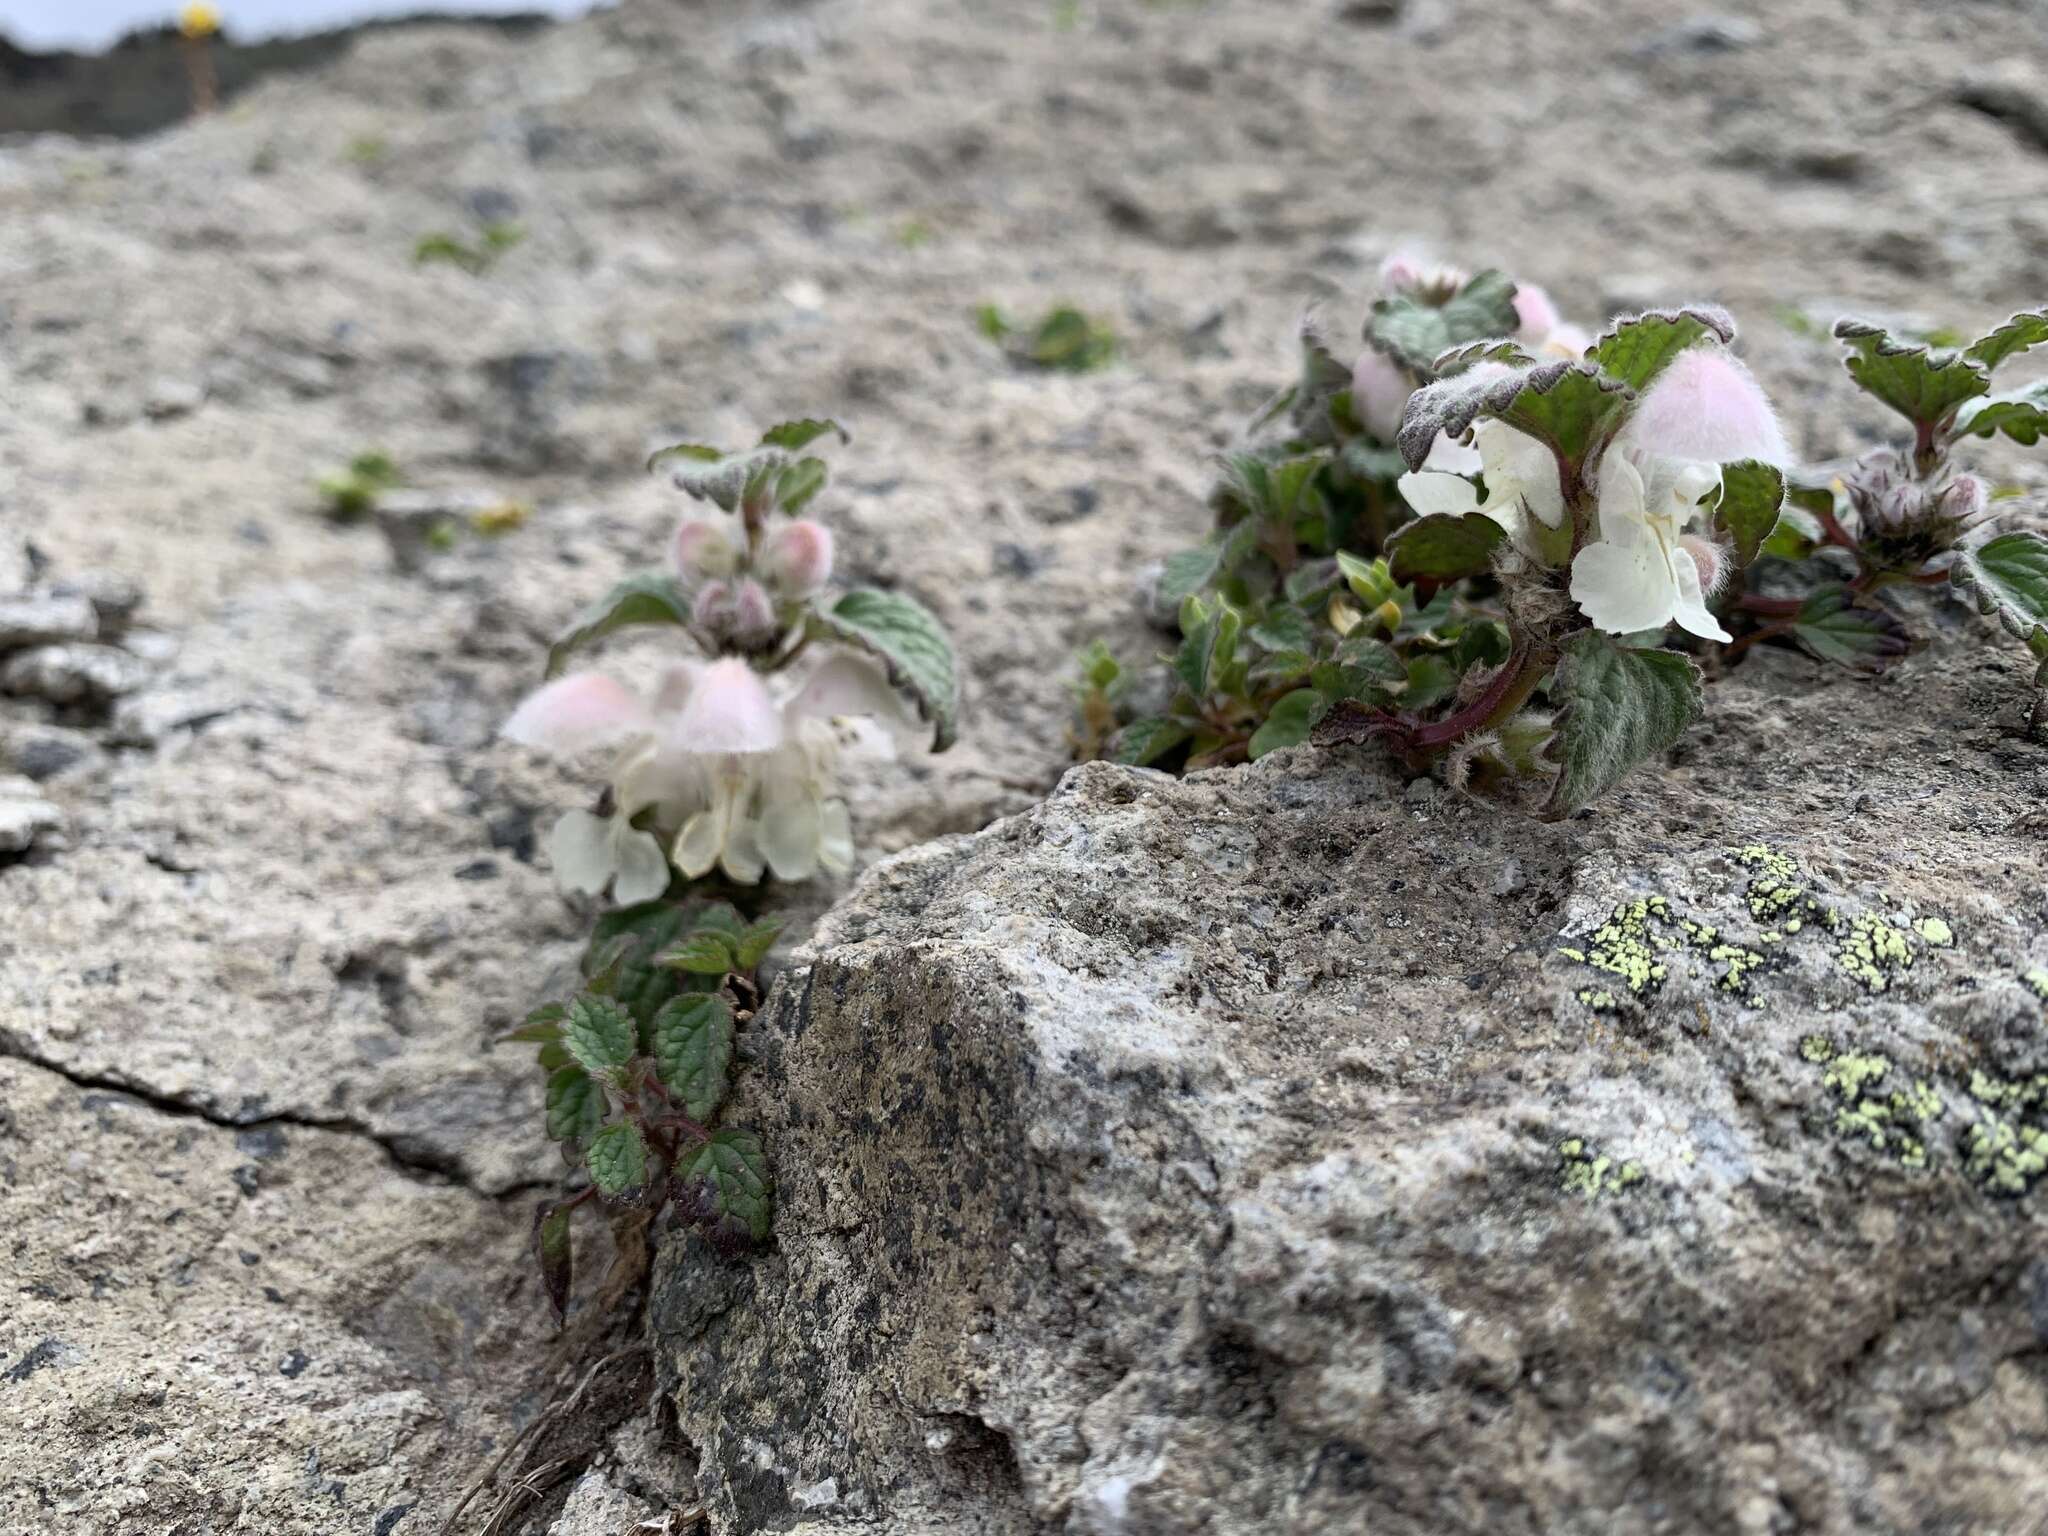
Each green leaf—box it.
[663,931,737,976]
[1713,459,1787,568]
[1247,689,1320,760]
[1833,319,1988,431]
[584,902,694,1030]
[1365,269,1522,376]
[1953,379,2048,446]
[532,1200,574,1328]
[1790,586,1911,670]
[1402,654,1458,711]
[1964,310,2048,374]
[1452,619,1512,672]
[1384,511,1506,583]
[732,920,782,971]
[537,1040,571,1072]
[1310,635,1406,706]
[545,1066,605,1144]
[1952,533,2048,678]
[587,1122,651,1198]
[676,1128,774,1245]
[1545,632,1703,817]
[810,589,959,751]
[1588,306,1735,391]
[1174,602,1240,697]
[1110,716,1191,767]
[562,996,638,1078]
[503,1001,566,1045]
[1248,606,1316,653]
[1764,483,1833,560]
[758,418,847,452]
[652,993,736,1121]
[1247,648,1316,687]
[774,457,830,514]
[1158,545,1223,608]
[1396,361,1632,474]
[545,571,692,679]
[653,443,790,513]
[1020,307,1116,371]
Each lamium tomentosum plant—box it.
[1080,253,2048,814]
[498,419,959,1323]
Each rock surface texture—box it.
[662,643,2048,1536]
[4,0,2048,1530]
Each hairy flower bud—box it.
[671,516,739,586]
[765,518,835,598]
[1512,284,1562,345]
[1677,534,1728,598]
[1937,474,1988,525]
[1622,349,1790,466]
[730,578,780,648]
[1379,249,1467,301]
[1351,347,1412,441]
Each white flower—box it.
[1395,419,1566,556]
[503,654,915,894]
[1618,347,1790,467]
[1569,449,1731,641]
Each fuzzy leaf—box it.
[1174,603,1240,698]
[758,418,848,452]
[652,993,736,1121]
[1965,310,2048,374]
[1158,545,1223,609]
[1310,635,1405,705]
[1952,380,2048,446]
[1248,606,1316,654]
[504,1002,566,1045]
[1589,306,1735,391]
[1384,511,1506,583]
[676,1129,774,1245]
[1432,337,1537,376]
[587,1122,651,1199]
[545,1066,605,1144]
[1110,716,1191,767]
[1833,319,1988,430]
[733,920,781,971]
[663,931,737,976]
[1952,532,2048,676]
[532,1201,574,1328]
[584,903,694,1029]
[1248,648,1316,686]
[562,996,638,1078]
[655,444,789,512]
[774,457,830,514]
[1402,654,1459,711]
[545,572,692,678]
[1791,586,1912,670]
[1366,270,1521,376]
[1247,689,1320,760]
[1713,459,1787,568]
[810,589,959,751]
[1545,632,1703,817]
[1397,361,1632,473]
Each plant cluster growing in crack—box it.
[497,420,959,1323]
[1076,252,2048,814]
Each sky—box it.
[0,0,600,51]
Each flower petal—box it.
[611,827,673,906]
[818,801,855,875]
[672,810,722,880]
[1570,530,1675,636]
[1476,422,1565,528]
[785,653,916,737]
[674,658,784,755]
[1622,349,1791,467]
[1352,348,1413,441]
[547,809,617,896]
[1667,547,1733,643]
[1396,470,1482,517]
[503,674,650,757]
[1420,433,1483,475]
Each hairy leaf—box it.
[587,1122,651,1199]
[504,1001,566,1045]
[1713,459,1787,568]
[1366,270,1521,376]
[545,572,691,678]
[545,1066,605,1144]
[562,996,638,1078]
[1545,633,1703,817]
[1310,635,1405,705]
[1247,689,1320,760]
[654,443,790,512]
[1833,318,1988,431]
[1385,511,1506,583]
[732,920,782,972]
[1965,310,2048,374]
[1110,716,1192,767]
[1397,361,1632,473]
[532,1201,574,1328]
[1248,606,1316,654]
[1953,380,2048,446]
[1158,545,1223,609]
[810,589,959,751]
[1791,586,1911,670]
[676,1129,774,1245]
[1174,601,1241,698]
[1952,533,2048,681]
[1589,306,1735,391]
[584,902,695,1030]
[775,457,830,514]
[652,993,736,1121]
[758,418,848,452]
[663,931,736,976]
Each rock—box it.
[1,723,102,782]
[1956,68,2048,156]
[0,593,99,650]
[0,775,65,853]
[1633,14,1764,55]
[47,572,145,635]
[373,489,511,574]
[546,1469,661,1535]
[0,642,154,705]
[142,377,206,420]
[655,644,2048,1535]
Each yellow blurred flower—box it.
[178,2,221,39]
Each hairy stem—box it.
[1411,645,1553,751]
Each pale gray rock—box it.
[0,775,64,853]
[0,593,98,650]
[0,642,154,705]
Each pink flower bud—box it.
[1512,284,1562,345]
[1622,349,1791,467]
[1938,475,1987,524]
[730,578,780,647]
[1379,249,1466,298]
[692,579,734,633]
[673,657,783,754]
[1677,534,1728,597]
[502,671,650,755]
[765,518,835,597]
[1351,348,1412,441]
[670,516,739,585]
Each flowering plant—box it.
[1081,257,2048,813]
[499,420,958,1320]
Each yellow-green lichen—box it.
[1559,1138,1646,1200]
[1957,1071,2048,1195]
[1913,917,1954,947]
[1575,896,1675,997]
[2022,968,2048,1002]
[1806,1041,1944,1170]
[1835,912,1914,992]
